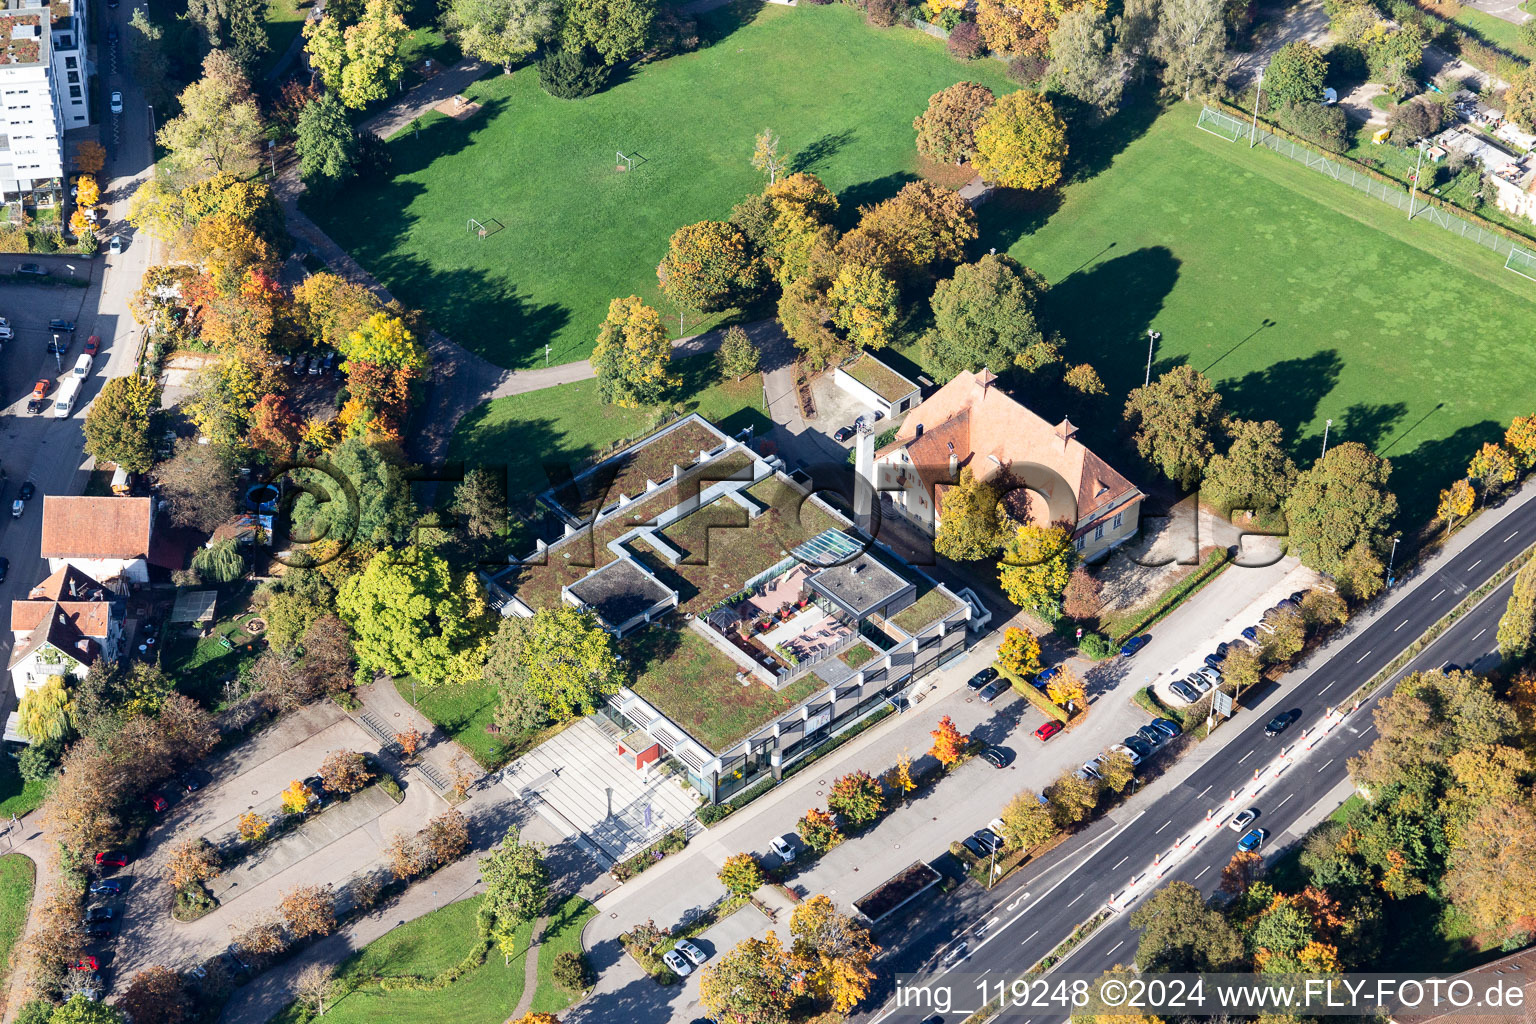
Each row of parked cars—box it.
[1166,590,1310,705]
[285,349,339,376]
[1075,717,1182,780]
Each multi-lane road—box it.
[0,2,153,724]
[867,485,1536,1024]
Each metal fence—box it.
[1196,106,1535,263]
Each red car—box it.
[1034,721,1064,742]
[83,335,101,357]
[95,850,129,868]
[72,956,99,972]
[146,793,167,813]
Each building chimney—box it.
[948,453,958,480]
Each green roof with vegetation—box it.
[843,352,919,402]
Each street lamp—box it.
[1145,329,1161,387]
[1387,536,1400,588]
[52,334,61,372]
[1408,138,1428,220]
[1320,418,1332,462]
[65,263,75,279]
[1249,67,1265,149]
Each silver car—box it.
[662,948,692,977]
[675,939,708,967]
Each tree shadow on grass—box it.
[1043,245,1182,396]
[835,172,919,227]
[790,129,856,176]
[1062,89,1165,186]
[381,95,513,169]
[1221,350,1345,453]
[697,0,773,46]
[1384,419,1504,528]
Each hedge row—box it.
[999,669,1070,723]
[1109,548,1233,644]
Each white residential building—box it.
[0,0,87,208]
[8,564,123,700]
[40,496,155,588]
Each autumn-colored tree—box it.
[281,779,314,815]
[1437,479,1475,531]
[305,0,408,108]
[1300,589,1348,630]
[163,837,221,893]
[1258,607,1306,666]
[914,81,996,164]
[1124,365,1226,490]
[510,1015,564,1024]
[17,887,87,992]
[998,522,1074,611]
[1505,414,1536,470]
[995,626,1042,678]
[883,752,916,805]
[658,220,764,315]
[386,831,422,880]
[448,753,478,802]
[828,260,899,351]
[292,271,384,349]
[188,214,278,295]
[1220,644,1262,695]
[796,807,843,853]
[75,139,107,174]
[699,932,797,1024]
[853,181,978,282]
[591,295,678,407]
[1219,850,1265,896]
[826,770,885,825]
[750,127,787,184]
[245,393,304,465]
[117,965,191,1024]
[789,894,880,1012]
[934,465,1009,562]
[318,749,372,794]
[1062,567,1104,620]
[718,852,767,895]
[75,175,101,208]
[1498,559,1536,659]
[1047,665,1087,710]
[238,811,270,843]
[394,727,425,759]
[929,715,969,767]
[43,736,126,857]
[1468,442,1517,504]
[422,808,471,868]
[761,172,839,284]
[998,788,1058,850]
[279,884,336,939]
[158,50,264,173]
[1045,768,1100,825]
[973,91,1068,190]
[1284,442,1398,577]
[236,917,288,957]
[69,208,94,239]
[83,375,162,474]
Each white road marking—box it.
[1022,930,1039,944]
[1474,628,1487,642]
[1356,650,1372,663]
[1394,620,1408,632]
[1433,589,1446,600]
[1317,758,1334,772]
[1195,865,1210,880]
[1507,531,1520,542]
[1068,892,1085,908]
[1277,793,1294,809]
[1238,750,1253,764]
[1318,682,1333,695]
[1155,820,1172,834]
[1106,940,1124,957]
[1112,856,1128,870]
[1470,559,1482,571]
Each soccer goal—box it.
[616,150,635,173]
[1506,245,1536,283]
[466,217,504,241]
[1195,106,1251,144]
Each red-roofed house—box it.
[872,369,1143,561]
[9,565,125,699]
[40,496,155,588]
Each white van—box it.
[72,353,93,379]
[53,377,82,418]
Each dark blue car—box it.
[1034,666,1058,689]
[1120,635,1150,657]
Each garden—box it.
[308,1,1015,369]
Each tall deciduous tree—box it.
[788,895,880,1013]
[1266,40,1328,106]
[998,522,1074,611]
[442,0,557,70]
[828,262,899,351]
[292,272,384,349]
[929,715,969,766]
[913,81,996,164]
[826,771,884,825]
[481,826,550,958]
[999,788,1058,849]
[296,94,359,191]
[82,376,161,474]
[1124,365,1225,490]
[717,325,760,380]
[698,933,797,1024]
[1046,4,1129,114]
[1283,442,1397,577]
[157,50,264,174]
[658,220,764,315]
[1128,881,1245,972]
[592,296,677,407]
[973,91,1068,190]
[1438,479,1475,532]
[1148,0,1229,98]
[17,679,74,743]
[279,884,336,939]
[1201,418,1297,516]
[995,625,1043,678]
[561,0,655,64]
[117,966,192,1024]
[306,0,409,109]
[935,466,1010,561]
[1468,442,1517,503]
[1497,560,1536,659]
[1505,414,1536,469]
[924,253,1050,381]
[337,546,494,686]
[484,606,622,721]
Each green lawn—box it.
[273,897,534,1024]
[394,676,505,767]
[1451,6,1534,59]
[532,894,598,1013]
[0,854,36,987]
[0,757,48,819]
[163,599,264,708]
[979,101,1536,526]
[308,2,1013,369]
[259,0,312,79]
[449,352,769,499]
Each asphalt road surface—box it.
[864,490,1536,1024]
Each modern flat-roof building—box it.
[483,413,971,804]
[0,0,87,209]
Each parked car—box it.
[0,322,12,340]
[307,355,322,375]
[1229,808,1259,833]
[1110,743,1141,767]
[146,793,168,813]
[18,482,34,502]
[662,949,693,977]
[83,335,100,356]
[73,353,93,379]
[1188,674,1213,695]
[16,263,46,276]
[768,835,797,864]
[49,318,75,333]
[1136,725,1164,748]
[95,850,129,868]
[27,379,50,414]
[1204,651,1228,672]
[1237,827,1267,853]
[977,679,1007,704]
[1120,635,1150,657]
[1197,667,1223,689]
[1151,719,1181,740]
[11,500,23,519]
[1033,666,1058,689]
[109,235,123,254]
[1123,736,1153,759]
[110,91,123,114]
[84,905,115,923]
[88,879,121,896]
[675,939,708,967]
[833,425,855,442]
[0,557,8,583]
[180,771,206,793]
[72,956,100,972]
[1034,720,1063,742]
[303,775,327,806]
[973,828,1005,853]
[1075,762,1102,782]
[980,746,1012,769]
[85,924,112,939]
[1170,680,1201,703]
[967,666,998,691]
[1265,710,1299,737]
[960,835,988,858]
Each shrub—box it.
[718,852,767,895]
[1078,632,1115,659]
[1386,96,1443,143]
[17,743,58,782]
[1277,101,1349,151]
[1008,53,1048,84]
[538,48,610,99]
[867,0,904,25]
[948,21,985,59]
[552,950,592,991]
